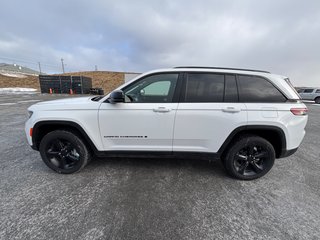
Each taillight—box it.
[290,108,308,116]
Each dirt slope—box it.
[0,74,40,89]
[0,71,126,94]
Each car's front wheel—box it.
[223,135,275,180]
[39,130,91,174]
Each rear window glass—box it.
[238,75,286,102]
[185,73,224,102]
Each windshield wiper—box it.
[91,96,103,101]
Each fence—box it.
[39,75,92,94]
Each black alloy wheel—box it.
[223,135,275,180]
[234,145,268,176]
[39,130,90,174]
[46,139,80,170]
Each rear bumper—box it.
[31,144,38,151]
[279,148,298,158]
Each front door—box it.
[99,73,180,151]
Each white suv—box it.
[297,88,320,103]
[25,67,308,180]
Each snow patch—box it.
[17,100,40,103]
[0,88,38,94]
[0,73,28,78]
[0,103,16,106]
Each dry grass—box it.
[59,71,125,94]
[0,71,126,93]
[0,74,39,89]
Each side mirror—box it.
[108,90,124,104]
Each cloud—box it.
[0,0,320,86]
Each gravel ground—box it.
[0,94,319,240]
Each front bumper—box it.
[25,118,33,146]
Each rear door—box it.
[173,73,247,153]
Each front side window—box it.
[143,81,171,96]
[238,75,286,102]
[184,73,224,102]
[123,73,178,103]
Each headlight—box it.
[28,111,33,118]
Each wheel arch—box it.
[32,120,98,155]
[218,125,287,159]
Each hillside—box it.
[0,63,39,75]
[59,71,126,94]
[0,74,39,89]
[0,71,131,93]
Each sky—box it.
[0,0,319,86]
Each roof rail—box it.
[174,66,270,73]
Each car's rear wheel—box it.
[39,130,91,174]
[223,135,275,180]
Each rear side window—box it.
[238,75,286,102]
[316,89,320,93]
[185,73,224,102]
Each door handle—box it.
[222,107,241,113]
[153,107,171,113]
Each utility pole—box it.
[38,62,42,75]
[95,65,98,71]
[61,58,65,73]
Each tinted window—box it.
[185,73,224,102]
[238,75,286,102]
[316,89,320,93]
[123,73,178,103]
[303,89,314,93]
[224,75,238,102]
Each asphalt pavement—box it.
[0,93,319,240]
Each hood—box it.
[28,96,101,111]
[35,96,93,105]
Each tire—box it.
[39,130,91,174]
[223,135,275,180]
[315,97,320,104]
